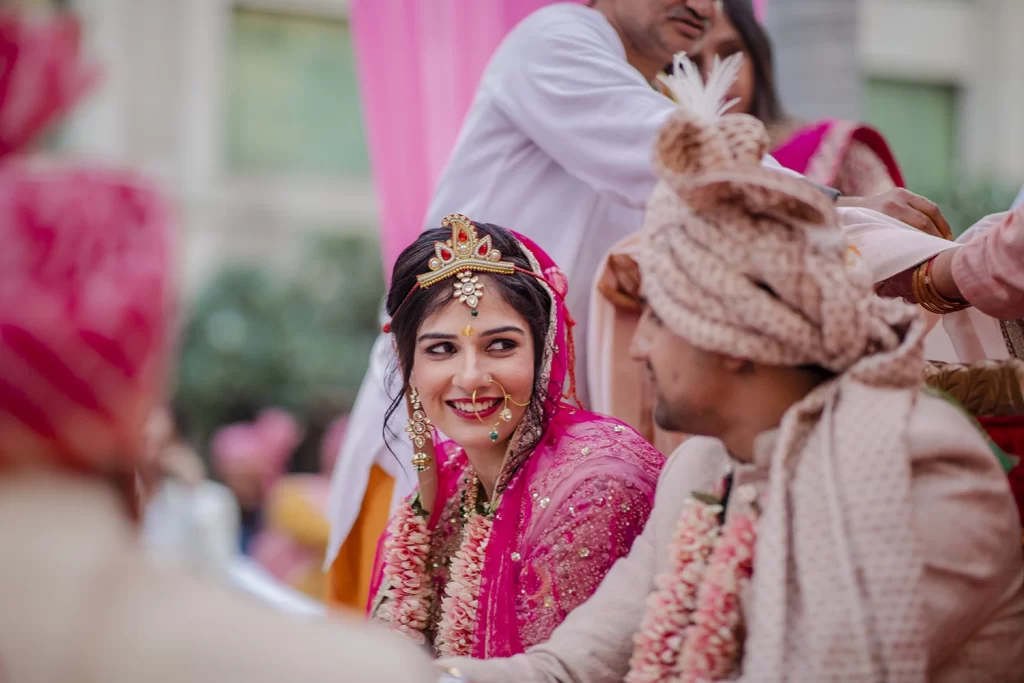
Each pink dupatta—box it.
[369,231,664,657]
[771,120,905,190]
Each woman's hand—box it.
[926,249,962,302]
[838,188,953,240]
[875,249,964,305]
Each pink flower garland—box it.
[676,512,757,680]
[436,512,493,657]
[376,499,433,644]
[627,498,721,683]
[626,496,758,682]
[376,479,496,657]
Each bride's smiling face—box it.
[410,279,536,453]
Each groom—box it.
[438,62,1024,683]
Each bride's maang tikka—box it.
[383,213,517,331]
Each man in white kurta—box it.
[325,0,828,573]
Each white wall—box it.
[858,0,1024,184]
[766,0,862,120]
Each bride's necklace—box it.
[435,469,496,657]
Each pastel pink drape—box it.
[753,0,767,22]
[350,0,583,277]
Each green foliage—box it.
[174,232,384,469]
[917,179,1019,238]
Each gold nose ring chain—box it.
[472,377,531,442]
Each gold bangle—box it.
[912,259,968,315]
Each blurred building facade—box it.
[56,0,374,294]
[35,0,1024,290]
[771,0,1024,194]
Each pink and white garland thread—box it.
[627,496,757,682]
[377,499,433,644]
[376,494,494,657]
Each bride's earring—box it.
[406,387,434,472]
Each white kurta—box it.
[325,3,802,568]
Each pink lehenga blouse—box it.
[770,119,905,197]
[369,232,665,658]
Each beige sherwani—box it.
[0,471,436,683]
[443,392,1024,682]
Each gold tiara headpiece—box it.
[383,214,517,332]
[418,214,516,288]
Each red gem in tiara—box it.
[417,214,515,291]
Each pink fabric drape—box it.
[770,120,906,189]
[753,0,767,22]
[350,0,583,278]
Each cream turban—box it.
[639,56,924,386]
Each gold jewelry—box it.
[463,470,480,518]
[471,377,532,443]
[405,388,434,472]
[461,469,494,519]
[912,258,968,315]
[419,214,515,317]
[461,325,474,337]
[383,213,553,333]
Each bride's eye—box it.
[488,338,518,353]
[425,341,456,356]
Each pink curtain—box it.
[350,0,583,277]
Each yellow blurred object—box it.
[252,474,332,601]
[264,477,333,548]
[325,464,395,611]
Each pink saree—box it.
[771,120,905,195]
[368,232,665,657]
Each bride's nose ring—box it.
[471,377,532,442]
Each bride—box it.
[369,214,664,658]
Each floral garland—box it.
[675,511,756,679]
[376,471,494,657]
[626,493,758,682]
[626,498,720,683]
[436,511,493,657]
[376,497,433,644]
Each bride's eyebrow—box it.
[417,332,458,343]
[480,326,526,337]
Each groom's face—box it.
[630,304,732,437]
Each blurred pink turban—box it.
[211,408,303,486]
[0,11,174,474]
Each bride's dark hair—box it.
[382,223,553,460]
